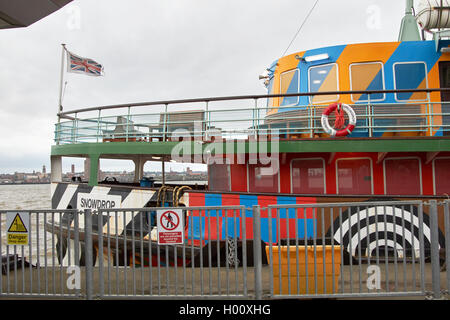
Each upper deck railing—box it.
[54,88,450,145]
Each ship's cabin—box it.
[263,40,450,138]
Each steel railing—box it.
[1,201,449,299]
[0,209,81,299]
[93,206,249,299]
[261,201,432,299]
[440,200,450,298]
[53,88,450,144]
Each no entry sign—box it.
[156,209,184,245]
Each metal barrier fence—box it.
[440,200,450,298]
[263,201,431,299]
[1,202,449,300]
[0,209,81,299]
[93,206,249,299]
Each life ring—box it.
[321,103,357,137]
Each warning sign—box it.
[6,212,29,245]
[157,209,184,245]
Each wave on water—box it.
[0,184,53,265]
[0,184,51,210]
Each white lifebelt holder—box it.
[321,103,357,137]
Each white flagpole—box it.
[56,43,67,146]
[58,43,67,119]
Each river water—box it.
[0,184,53,264]
[0,184,51,210]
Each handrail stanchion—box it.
[55,123,60,145]
[96,109,101,143]
[444,200,450,294]
[429,200,442,299]
[74,112,78,144]
[368,94,373,138]
[84,209,94,300]
[254,98,259,139]
[163,103,168,141]
[126,106,131,142]
[427,91,433,136]
[205,101,209,141]
[252,205,263,300]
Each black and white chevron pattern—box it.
[51,182,158,236]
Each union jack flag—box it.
[66,50,104,76]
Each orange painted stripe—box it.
[336,42,400,105]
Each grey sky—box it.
[0,0,405,173]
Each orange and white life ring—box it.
[321,103,357,137]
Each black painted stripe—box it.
[68,184,93,209]
[51,183,68,209]
[343,215,419,248]
[107,186,132,203]
[120,211,151,237]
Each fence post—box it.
[444,201,450,294]
[428,200,442,299]
[84,209,94,300]
[252,206,263,300]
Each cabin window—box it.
[291,158,326,194]
[336,158,373,195]
[350,62,385,102]
[433,158,450,195]
[308,63,339,104]
[393,62,428,101]
[208,164,231,192]
[280,69,300,106]
[384,158,422,195]
[248,163,279,193]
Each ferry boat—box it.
[50,1,450,266]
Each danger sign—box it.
[156,209,184,245]
[6,212,29,245]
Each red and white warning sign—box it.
[156,209,184,245]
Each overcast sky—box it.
[0,0,406,174]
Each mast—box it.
[398,0,421,41]
[56,43,66,145]
[58,44,66,117]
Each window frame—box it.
[308,63,340,104]
[383,157,422,195]
[432,156,450,195]
[392,61,428,102]
[207,162,232,192]
[349,61,386,103]
[335,157,374,195]
[279,68,300,107]
[290,157,326,194]
[246,162,281,193]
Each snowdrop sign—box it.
[77,193,121,210]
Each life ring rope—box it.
[321,103,357,137]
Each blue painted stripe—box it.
[300,44,347,107]
[383,41,441,102]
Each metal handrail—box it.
[57,88,450,116]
